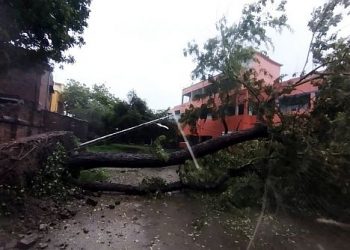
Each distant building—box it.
[50,82,65,114]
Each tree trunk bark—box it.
[69,162,260,194]
[221,116,229,134]
[67,124,267,171]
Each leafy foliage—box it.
[30,143,77,200]
[307,0,350,66]
[140,177,167,194]
[180,0,350,218]
[179,141,267,209]
[151,135,170,161]
[62,80,179,145]
[79,169,109,183]
[182,0,289,133]
[62,79,118,137]
[184,0,288,80]
[0,0,91,69]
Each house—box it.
[173,53,318,142]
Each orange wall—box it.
[181,115,257,137]
[173,54,319,140]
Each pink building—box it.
[173,53,318,142]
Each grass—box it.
[81,143,153,182]
[87,143,152,153]
[79,169,110,182]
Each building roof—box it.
[256,52,283,67]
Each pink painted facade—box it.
[274,77,319,114]
[173,53,318,141]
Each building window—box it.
[279,93,311,113]
[225,105,236,116]
[182,93,191,104]
[238,104,245,115]
[248,102,258,116]
[192,88,204,100]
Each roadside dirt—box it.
[1,167,349,249]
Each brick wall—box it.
[43,111,88,142]
[0,103,88,143]
[0,66,53,110]
[0,68,41,105]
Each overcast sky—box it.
[53,0,349,110]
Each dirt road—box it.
[1,167,350,249]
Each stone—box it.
[86,198,98,206]
[38,243,48,249]
[66,208,77,216]
[59,211,70,220]
[91,192,102,197]
[108,204,115,209]
[39,223,48,231]
[83,228,89,234]
[17,233,39,249]
[58,243,68,249]
[115,200,121,205]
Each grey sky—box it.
[53,0,349,110]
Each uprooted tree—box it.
[65,0,350,218]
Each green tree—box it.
[62,80,118,137]
[0,0,91,70]
[62,79,90,113]
[182,0,289,133]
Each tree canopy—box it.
[181,0,349,134]
[0,0,91,70]
[62,81,179,145]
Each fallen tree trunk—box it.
[67,124,267,171]
[69,162,260,194]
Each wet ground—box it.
[1,167,350,249]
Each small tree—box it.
[182,0,289,133]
